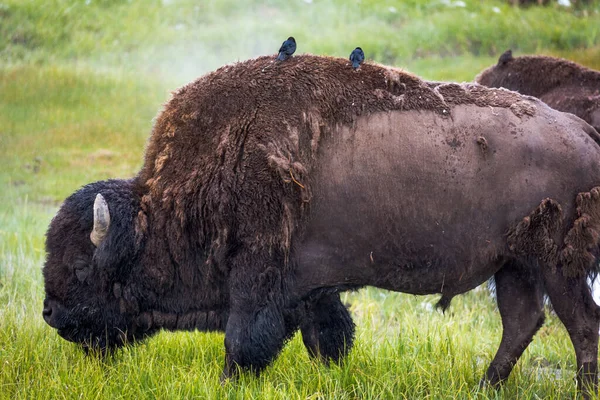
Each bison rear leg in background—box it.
[483,259,546,386]
[300,291,355,364]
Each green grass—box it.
[1,0,600,399]
[2,0,599,82]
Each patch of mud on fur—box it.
[302,110,323,157]
[476,136,488,158]
[509,100,537,118]
[507,198,562,268]
[560,187,600,277]
[264,143,312,202]
[383,69,408,95]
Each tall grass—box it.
[1,0,600,398]
[2,0,599,82]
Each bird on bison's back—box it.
[277,37,296,61]
[349,47,364,70]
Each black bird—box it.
[277,37,296,61]
[349,47,364,70]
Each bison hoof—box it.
[479,376,504,390]
[220,361,239,385]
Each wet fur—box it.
[561,187,600,277]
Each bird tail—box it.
[352,61,360,69]
[277,53,286,61]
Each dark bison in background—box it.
[43,54,600,396]
[476,50,600,133]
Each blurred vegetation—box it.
[1,0,599,83]
[1,0,599,399]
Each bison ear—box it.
[497,49,513,66]
[90,193,111,247]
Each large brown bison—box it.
[43,54,600,396]
[476,50,600,132]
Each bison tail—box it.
[560,187,600,278]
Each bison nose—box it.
[43,298,64,329]
[43,299,53,323]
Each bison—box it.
[43,54,600,396]
[476,50,600,132]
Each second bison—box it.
[476,50,600,132]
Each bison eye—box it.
[74,261,90,283]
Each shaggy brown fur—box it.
[137,56,537,276]
[506,198,562,268]
[561,187,600,277]
[476,51,600,132]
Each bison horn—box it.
[90,193,110,247]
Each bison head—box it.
[42,180,142,352]
[475,49,516,89]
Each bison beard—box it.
[43,54,600,398]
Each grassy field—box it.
[1,0,600,398]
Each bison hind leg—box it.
[541,265,600,398]
[483,259,545,386]
[300,290,355,364]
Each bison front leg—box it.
[541,268,600,399]
[221,261,288,381]
[300,291,355,363]
[484,259,545,386]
